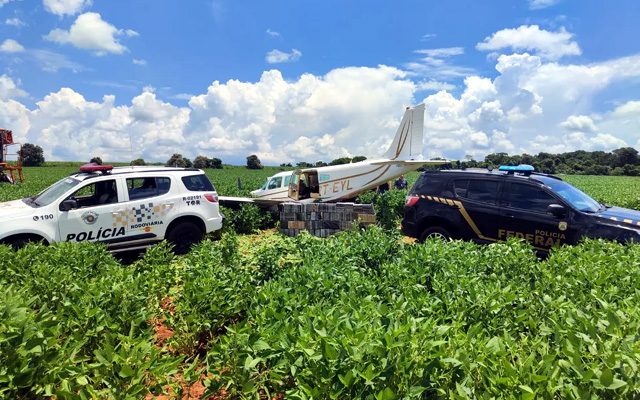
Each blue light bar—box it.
[499,164,535,172]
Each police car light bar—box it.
[79,163,114,173]
[498,164,535,174]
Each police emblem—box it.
[82,211,99,225]
[558,221,567,231]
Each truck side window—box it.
[461,179,499,205]
[68,179,118,208]
[453,180,469,198]
[502,183,556,213]
[411,175,446,195]
[127,177,171,200]
[181,174,215,192]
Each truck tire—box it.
[4,235,45,250]
[166,221,204,255]
[419,226,451,242]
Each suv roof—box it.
[424,168,563,184]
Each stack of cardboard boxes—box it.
[279,202,376,237]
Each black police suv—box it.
[401,165,640,251]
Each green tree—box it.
[166,153,188,167]
[89,157,103,165]
[193,155,210,169]
[484,152,510,166]
[246,154,263,169]
[208,157,223,169]
[130,158,146,166]
[329,157,352,166]
[351,156,367,163]
[19,143,45,166]
[613,147,639,167]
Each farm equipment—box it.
[0,129,24,184]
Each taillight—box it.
[405,195,419,207]
[204,193,218,203]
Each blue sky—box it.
[1,0,639,164]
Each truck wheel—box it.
[4,236,44,250]
[419,226,451,242]
[166,221,204,255]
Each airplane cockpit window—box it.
[268,176,282,189]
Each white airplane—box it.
[221,104,451,205]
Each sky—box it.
[0,0,639,164]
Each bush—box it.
[357,189,407,230]
[220,204,273,234]
[90,157,103,165]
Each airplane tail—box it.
[383,103,425,160]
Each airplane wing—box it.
[219,196,286,210]
[370,159,455,166]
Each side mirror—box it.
[60,199,78,211]
[547,203,567,218]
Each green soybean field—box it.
[1,166,640,399]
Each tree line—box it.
[454,147,639,176]
[15,142,640,176]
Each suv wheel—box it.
[166,221,204,255]
[420,226,451,242]
[4,236,44,250]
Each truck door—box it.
[498,182,569,250]
[57,178,125,243]
[452,178,502,243]
[119,176,174,242]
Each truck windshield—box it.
[538,177,601,213]
[32,177,81,207]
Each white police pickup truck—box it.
[0,164,223,254]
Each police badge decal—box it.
[558,221,567,231]
[82,211,99,225]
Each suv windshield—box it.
[537,176,601,213]
[32,177,81,207]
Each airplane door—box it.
[288,172,301,200]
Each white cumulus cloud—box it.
[43,0,92,16]
[476,25,581,60]
[265,48,302,64]
[560,115,597,132]
[529,0,560,9]
[0,75,27,99]
[5,17,26,27]
[44,12,136,55]
[414,47,464,58]
[0,50,637,165]
[0,39,24,53]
